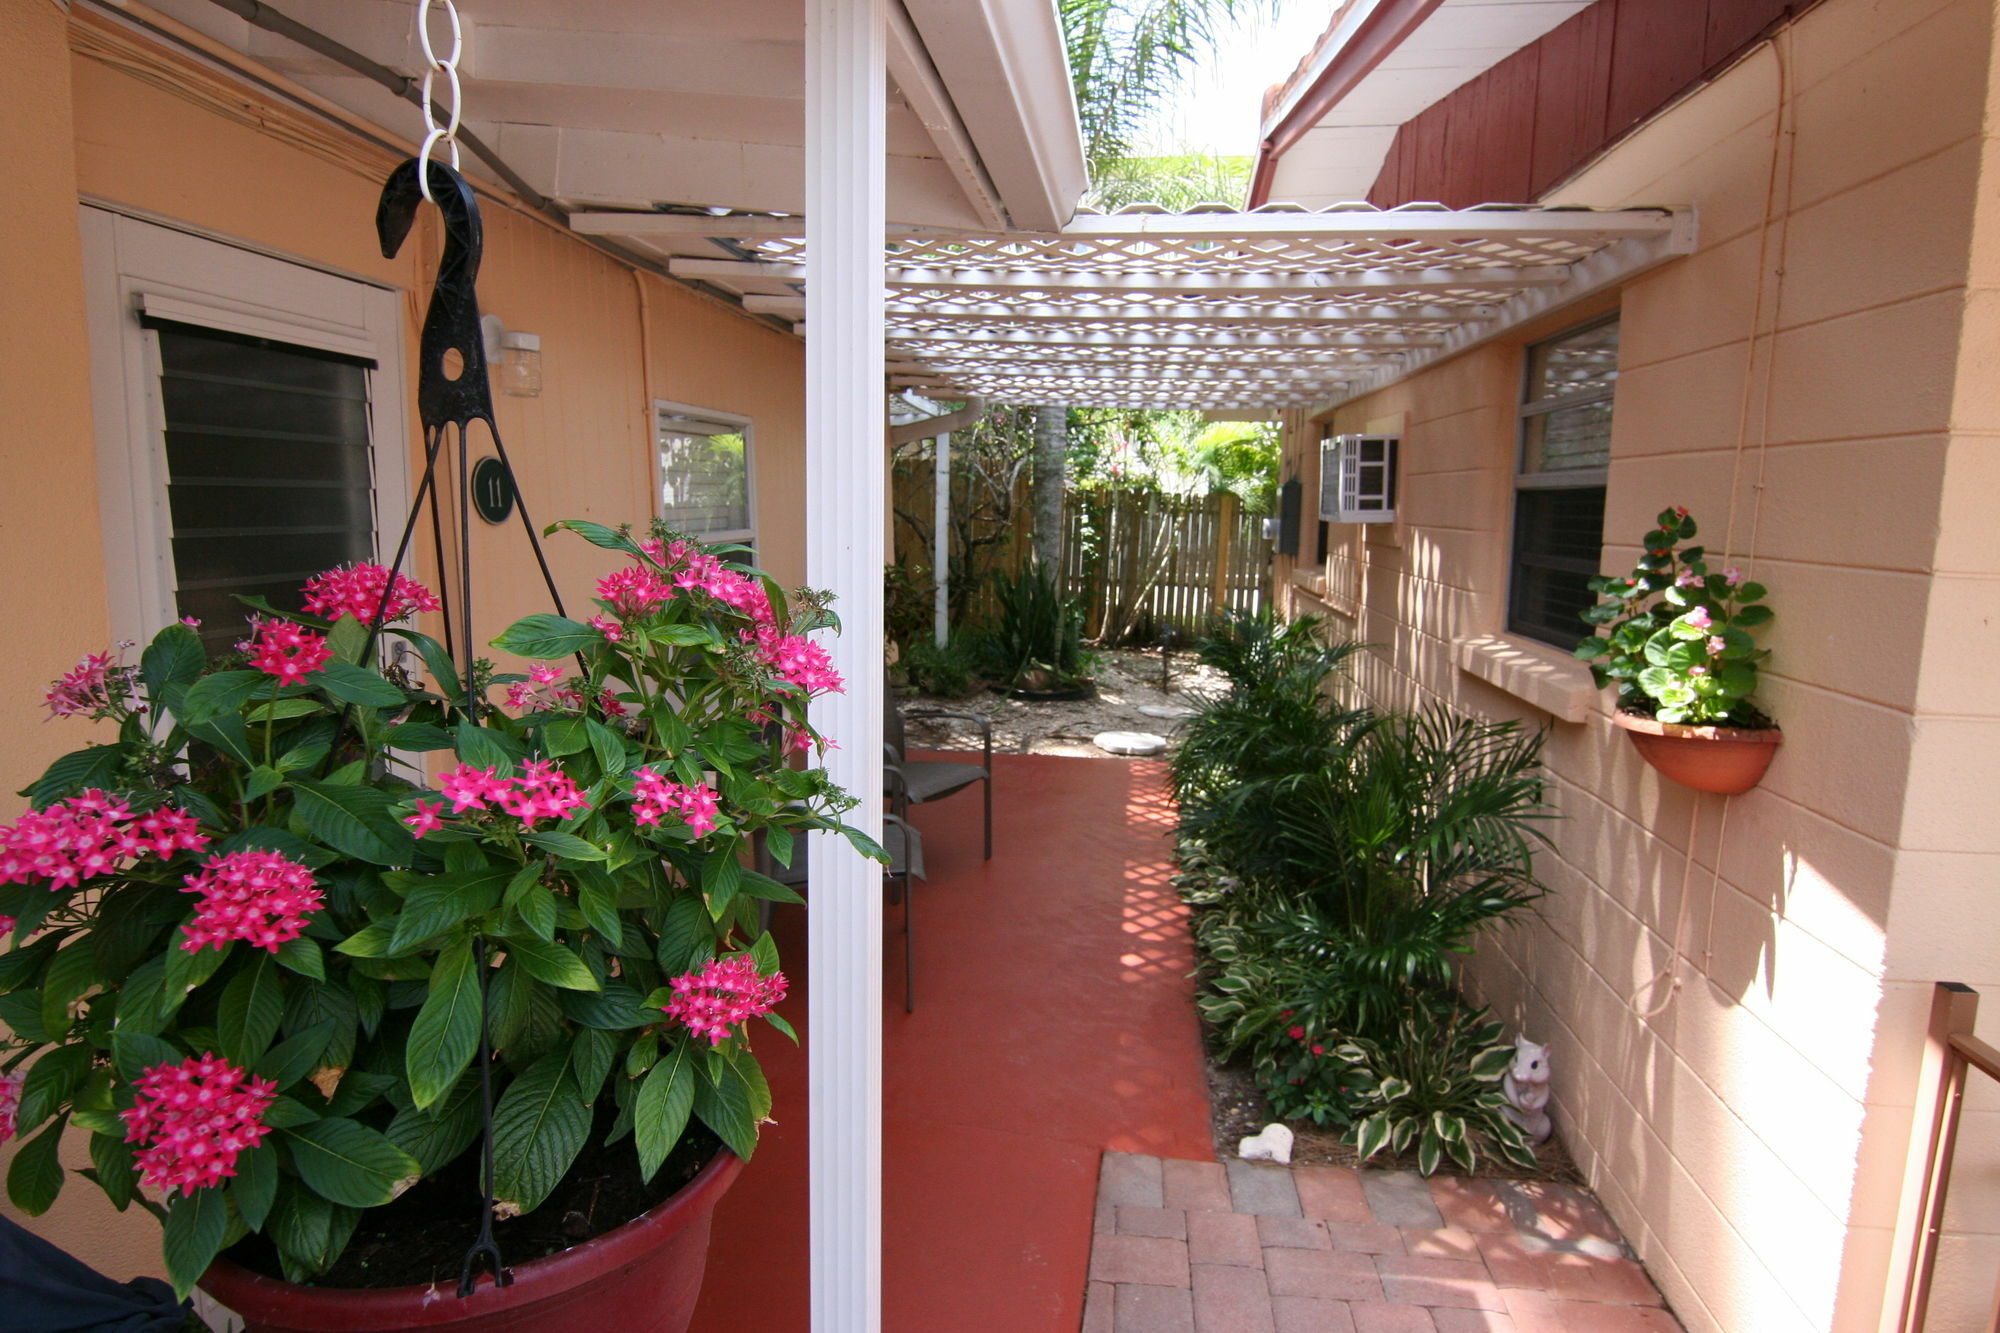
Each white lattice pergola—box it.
[626,203,1698,411]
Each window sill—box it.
[1453,633,1597,723]
[1290,568,1357,620]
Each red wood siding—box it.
[1366,0,1817,208]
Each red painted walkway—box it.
[690,754,1214,1332]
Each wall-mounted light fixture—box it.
[480,314,543,398]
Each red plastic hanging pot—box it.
[200,1151,743,1333]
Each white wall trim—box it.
[80,206,412,646]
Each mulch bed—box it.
[1201,1030,1586,1185]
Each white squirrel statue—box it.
[1501,1036,1553,1144]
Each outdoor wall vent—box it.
[1319,434,1398,524]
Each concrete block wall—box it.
[1275,0,2000,1327]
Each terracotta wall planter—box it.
[1611,711,1782,796]
[201,1151,743,1333]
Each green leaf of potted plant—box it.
[1575,506,1781,795]
[0,524,876,1331]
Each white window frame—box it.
[1318,433,1398,524]
[80,206,411,646]
[654,399,756,545]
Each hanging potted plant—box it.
[0,522,873,1332]
[1574,507,1781,795]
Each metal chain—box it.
[416,0,464,203]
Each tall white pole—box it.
[805,1,885,1330]
[932,431,950,647]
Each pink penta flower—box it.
[596,566,675,617]
[301,562,441,625]
[0,1070,21,1145]
[752,628,844,697]
[1683,606,1713,631]
[0,793,208,890]
[121,1054,276,1195]
[44,651,116,720]
[403,799,446,838]
[661,956,787,1047]
[438,764,506,813]
[179,848,324,953]
[588,614,625,643]
[630,768,722,837]
[247,621,333,687]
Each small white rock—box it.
[1139,704,1197,720]
[1238,1122,1295,1165]
[1094,730,1167,756]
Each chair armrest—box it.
[901,710,993,768]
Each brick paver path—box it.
[1084,1154,1685,1333]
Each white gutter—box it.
[900,0,1088,231]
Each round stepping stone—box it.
[1094,730,1167,756]
[1138,704,1196,720]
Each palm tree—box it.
[1031,0,1278,569]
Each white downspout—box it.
[933,431,950,647]
[805,1,885,1329]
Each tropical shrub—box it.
[1176,615,1551,1171]
[980,561,1092,692]
[0,522,874,1294]
[900,636,981,699]
[1574,506,1775,726]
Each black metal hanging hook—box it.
[378,157,497,434]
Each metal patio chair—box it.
[885,687,994,860]
[756,765,926,1011]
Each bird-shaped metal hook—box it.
[378,156,495,433]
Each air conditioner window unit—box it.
[1319,434,1397,524]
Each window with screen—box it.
[150,320,377,656]
[1508,314,1616,646]
[657,403,752,542]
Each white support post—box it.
[805,1,885,1330]
[932,431,950,647]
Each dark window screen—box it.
[1277,478,1302,557]
[1508,485,1606,647]
[150,320,376,654]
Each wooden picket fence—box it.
[891,459,1270,644]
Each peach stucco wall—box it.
[1276,0,2000,1329]
[0,3,804,1282]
